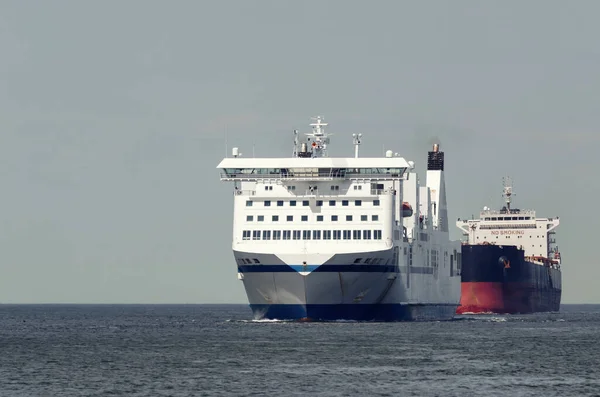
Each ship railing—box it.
[479,224,537,230]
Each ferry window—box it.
[287,186,296,191]
[302,200,309,206]
[354,258,362,263]
[373,200,380,206]
[342,200,349,206]
[257,216,264,222]
[313,230,321,239]
[323,230,331,240]
[252,231,260,240]
[355,200,362,206]
[364,258,371,264]
[363,230,372,239]
[329,200,336,206]
[246,215,254,221]
[353,230,361,239]
[343,230,351,240]
[492,217,497,221]
[283,230,291,240]
[272,215,279,221]
[346,215,353,221]
[331,215,338,221]
[519,217,524,220]
[301,215,308,222]
[264,200,271,206]
[273,230,281,240]
[246,201,253,207]
[290,201,297,206]
[263,231,271,240]
[333,230,341,240]
[525,217,531,220]
[374,230,382,240]
[359,186,362,190]
[372,215,379,221]
[253,259,260,263]
[361,215,368,221]
[331,186,335,190]
[316,200,323,206]
[293,230,301,240]
[242,230,251,240]
[277,200,284,206]
[287,215,293,221]
[303,230,311,240]
[317,215,324,222]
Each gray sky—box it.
[1,0,598,304]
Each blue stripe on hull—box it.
[238,265,400,273]
[249,304,458,322]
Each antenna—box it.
[225,127,228,158]
[305,116,331,158]
[292,129,299,157]
[502,176,514,212]
[352,133,362,158]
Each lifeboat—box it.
[401,202,413,217]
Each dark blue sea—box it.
[0,304,599,397]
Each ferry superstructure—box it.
[217,116,462,321]
[456,178,562,314]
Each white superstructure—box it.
[217,116,462,321]
[456,177,562,266]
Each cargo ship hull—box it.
[457,245,561,314]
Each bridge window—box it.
[323,230,331,240]
[353,230,361,239]
[317,215,323,222]
[257,216,264,222]
[283,230,291,240]
[313,230,321,240]
[333,230,341,240]
[246,201,253,207]
[361,215,368,221]
[343,230,351,240]
[301,215,308,222]
[272,215,279,221]
[287,215,293,221]
[252,231,260,240]
[373,200,380,206]
[374,230,382,240]
[342,200,349,206]
[277,200,284,206]
[329,200,336,206]
[346,215,353,221]
[372,215,379,221]
[242,230,250,240]
[363,230,372,239]
[355,200,362,206]
[273,230,281,240]
[302,230,311,240]
[331,215,338,221]
[316,200,323,206]
[264,200,271,206]
[262,231,271,240]
[302,200,309,206]
[293,230,301,240]
[290,201,296,206]
[246,215,253,221]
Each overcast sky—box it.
[1,0,598,304]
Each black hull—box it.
[458,244,562,314]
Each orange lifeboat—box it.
[401,202,413,217]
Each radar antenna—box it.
[305,116,331,158]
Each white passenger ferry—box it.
[217,116,462,321]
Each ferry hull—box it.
[236,252,460,322]
[457,245,562,314]
[250,303,458,322]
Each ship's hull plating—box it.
[457,245,562,314]
[236,250,459,321]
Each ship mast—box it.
[502,177,514,213]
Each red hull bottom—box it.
[457,282,561,314]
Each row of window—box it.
[484,216,532,221]
[246,199,380,207]
[241,229,384,241]
[236,257,388,265]
[246,214,380,222]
